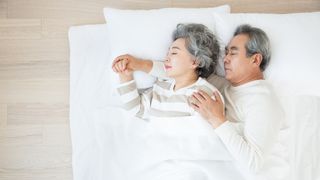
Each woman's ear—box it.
[191,59,199,70]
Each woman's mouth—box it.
[165,65,172,70]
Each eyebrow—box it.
[171,46,181,50]
[225,46,239,51]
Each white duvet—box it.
[69,24,320,180]
[93,108,245,180]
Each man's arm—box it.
[190,90,283,173]
[214,95,283,173]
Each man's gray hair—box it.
[173,23,220,78]
[234,24,271,71]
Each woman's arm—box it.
[112,54,167,79]
[112,56,152,118]
[112,54,153,74]
[116,80,152,118]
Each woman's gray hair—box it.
[172,23,220,78]
[234,24,271,71]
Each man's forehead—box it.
[226,35,248,50]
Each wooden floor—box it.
[0,0,319,179]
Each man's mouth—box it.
[225,67,231,71]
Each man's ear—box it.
[251,53,263,68]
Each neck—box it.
[173,73,198,91]
[231,71,264,87]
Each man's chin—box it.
[224,74,232,81]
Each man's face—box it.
[224,34,254,86]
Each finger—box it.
[114,63,123,73]
[192,92,206,103]
[122,58,129,71]
[197,90,211,100]
[189,102,200,111]
[119,59,126,71]
[112,65,118,73]
[112,56,123,67]
[191,94,203,106]
[214,91,223,103]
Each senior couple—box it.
[112,23,289,180]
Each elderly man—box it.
[113,24,289,180]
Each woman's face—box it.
[164,38,197,79]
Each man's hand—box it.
[189,90,226,128]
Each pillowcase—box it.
[213,12,320,96]
[104,5,231,89]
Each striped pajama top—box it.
[117,77,223,119]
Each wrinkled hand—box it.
[112,54,143,74]
[112,54,136,76]
[189,90,226,128]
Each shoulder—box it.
[239,81,284,117]
[206,74,230,92]
[194,78,220,96]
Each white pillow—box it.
[104,5,230,89]
[213,12,320,96]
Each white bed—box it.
[69,6,320,180]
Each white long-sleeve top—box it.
[150,61,290,180]
[216,80,289,180]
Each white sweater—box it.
[216,80,290,180]
[150,61,290,180]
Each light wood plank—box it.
[42,18,102,39]
[230,1,320,13]
[0,145,71,170]
[0,80,69,103]
[0,104,7,127]
[0,39,68,62]
[171,0,320,13]
[0,167,72,180]
[7,103,69,125]
[96,0,172,9]
[0,60,68,80]
[0,125,42,146]
[8,0,171,19]
[8,0,101,19]
[0,19,41,39]
[0,0,7,18]
[43,124,71,146]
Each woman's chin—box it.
[165,72,173,78]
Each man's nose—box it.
[223,55,229,63]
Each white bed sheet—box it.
[69,24,320,180]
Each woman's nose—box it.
[165,55,170,62]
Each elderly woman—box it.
[112,23,223,119]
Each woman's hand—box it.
[189,90,226,128]
[112,55,134,82]
[112,54,153,74]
